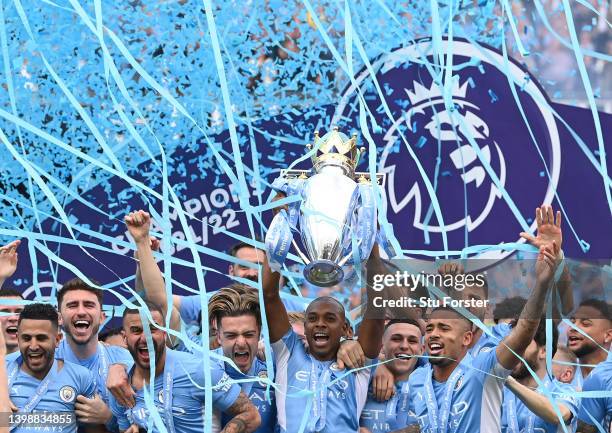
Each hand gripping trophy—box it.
[266,127,389,287]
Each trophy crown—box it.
[310,127,361,175]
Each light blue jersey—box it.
[360,379,414,433]
[272,328,372,433]
[8,357,96,433]
[55,339,134,401]
[214,347,277,433]
[501,375,579,433]
[408,347,510,433]
[55,339,134,432]
[470,323,511,356]
[109,349,241,433]
[578,358,612,432]
[174,330,203,353]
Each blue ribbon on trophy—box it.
[265,127,389,287]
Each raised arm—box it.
[221,391,261,433]
[356,244,385,359]
[125,211,181,335]
[520,206,571,319]
[0,240,20,289]
[505,377,573,425]
[261,254,290,343]
[496,243,558,370]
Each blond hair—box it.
[208,284,261,329]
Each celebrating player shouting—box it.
[262,243,385,433]
[402,242,560,433]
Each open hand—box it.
[520,205,562,257]
[0,240,20,281]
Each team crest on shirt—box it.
[59,386,76,402]
[257,370,269,387]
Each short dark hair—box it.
[493,296,527,324]
[123,301,164,321]
[228,240,263,258]
[428,306,473,329]
[99,327,123,342]
[0,288,23,299]
[18,303,59,329]
[307,296,346,317]
[533,319,559,357]
[578,299,612,321]
[57,278,103,308]
[385,318,422,333]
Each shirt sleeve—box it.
[553,381,580,421]
[492,323,512,340]
[472,344,511,381]
[210,364,241,412]
[279,293,310,312]
[5,352,19,364]
[355,358,375,416]
[578,372,608,425]
[179,295,203,324]
[108,346,135,369]
[271,328,300,357]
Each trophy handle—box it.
[291,238,311,265]
[337,238,364,267]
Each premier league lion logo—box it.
[332,37,560,263]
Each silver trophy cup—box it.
[277,128,382,287]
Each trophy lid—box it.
[309,127,360,176]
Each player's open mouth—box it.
[5,326,17,336]
[137,347,150,361]
[73,320,91,334]
[27,352,44,362]
[312,332,329,346]
[428,342,444,356]
[234,351,250,363]
[567,335,582,346]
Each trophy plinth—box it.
[304,260,344,287]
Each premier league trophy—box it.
[266,127,385,287]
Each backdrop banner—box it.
[6,39,611,311]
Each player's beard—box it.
[63,321,100,346]
[23,347,54,375]
[571,340,599,358]
[129,339,166,371]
